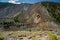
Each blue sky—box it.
[0,0,60,4]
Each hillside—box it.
[0,2,60,31]
[41,2,60,23]
[0,2,32,22]
[16,2,60,30]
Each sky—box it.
[0,0,60,4]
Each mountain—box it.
[0,2,60,31]
[17,2,60,30]
[0,2,32,22]
[22,2,60,30]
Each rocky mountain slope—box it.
[23,2,60,30]
[0,2,60,31]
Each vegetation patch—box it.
[32,37,37,40]
[0,34,4,40]
[48,32,57,40]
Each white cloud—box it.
[22,2,25,3]
[8,0,21,4]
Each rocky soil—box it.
[0,31,60,40]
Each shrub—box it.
[28,29,32,32]
[18,34,26,37]
[32,37,37,40]
[0,34,4,40]
[57,36,60,40]
[48,32,57,40]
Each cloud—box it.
[8,0,21,4]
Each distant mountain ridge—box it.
[0,2,32,18]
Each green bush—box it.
[32,37,37,40]
[0,34,4,40]
[28,29,32,32]
[48,32,57,40]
